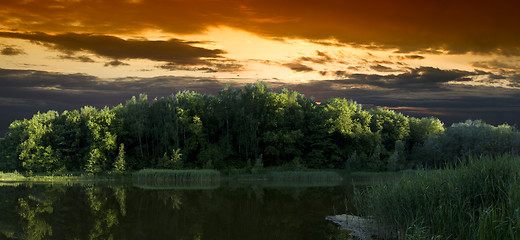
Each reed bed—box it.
[132,169,221,183]
[0,171,25,181]
[229,180,343,188]
[264,171,343,181]
[230,170,343,182]
[133,182,220,190]
[355,155,520,239]
[0,171,126,183]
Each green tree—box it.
[408,117,444,144]
[18,111,61,173]
[113,143,126,173]
[83,107,118,174]
[119,94,149,168]
[3,83,512,174]
[387,140,405,171]
[157,148,183,169]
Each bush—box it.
[418,120,520,168]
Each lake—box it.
[0,180,354,239]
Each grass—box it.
[0,171,26,181]
[347,170,416,186]
[2,168,341,184]
[229,170,343,182]
[228,180,343,188]
[0,171,127,183]
[349,170,415,179]
[265,171,343,181]
[355,155,520,239]
[132,169,221,183]
[133,182,220,190]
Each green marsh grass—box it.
[355,155,520,239]
[0,171,127,183]
[265,171,343,181]
[133,182,220,190]
[132,169,221,183]
[348,170,416,186]
[227,180,343,188]
[230,170,343,182]
[0,171,26,181]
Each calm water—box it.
[0,180,353,240]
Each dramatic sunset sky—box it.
[1,0,520,134]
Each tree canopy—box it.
[1,82,518,174]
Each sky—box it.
[1,0,520,135]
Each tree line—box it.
[0,82,518,174]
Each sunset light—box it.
[1,0,519,131]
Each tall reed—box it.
[0,171,25,181]
[265,171,343,181]
[132,169,221,183]
[355,155,520,239]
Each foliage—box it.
[417,120,520,168]
[113,143,126,173]
[356,155,520,239]
[157,148,183,169]
[0,82,518,174]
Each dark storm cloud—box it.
[0,31,226,65]
[104,60,129,67]
[0,68,237,135]
[1,46,25,55]
[334,70,348,77]
[341,67,474,90]
[370,64,395,72]
[159,60,242,73]
[278,78,520,127]
[208,60,243,72]
[308,40,349,47]
[270,66,520,124]
[159,64,218,73]
[283,62,314,72]
[0,68,229,99]
[58,54,95,63]
[298,51,334,64]
[394,55,425,60]
[472,60,520,74]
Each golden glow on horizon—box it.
[1,26,519,88]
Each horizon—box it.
[1,0,520,136]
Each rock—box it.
[327,214,401,240]
[326,214,377,240]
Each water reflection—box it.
[0,181,350,239]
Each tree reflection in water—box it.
[0,182,348,240]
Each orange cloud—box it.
[0,0,519,55]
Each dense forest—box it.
[0,82,519,174]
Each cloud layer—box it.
[1,0,519,55]
[1,46,25,55]
[0,32,226,65]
